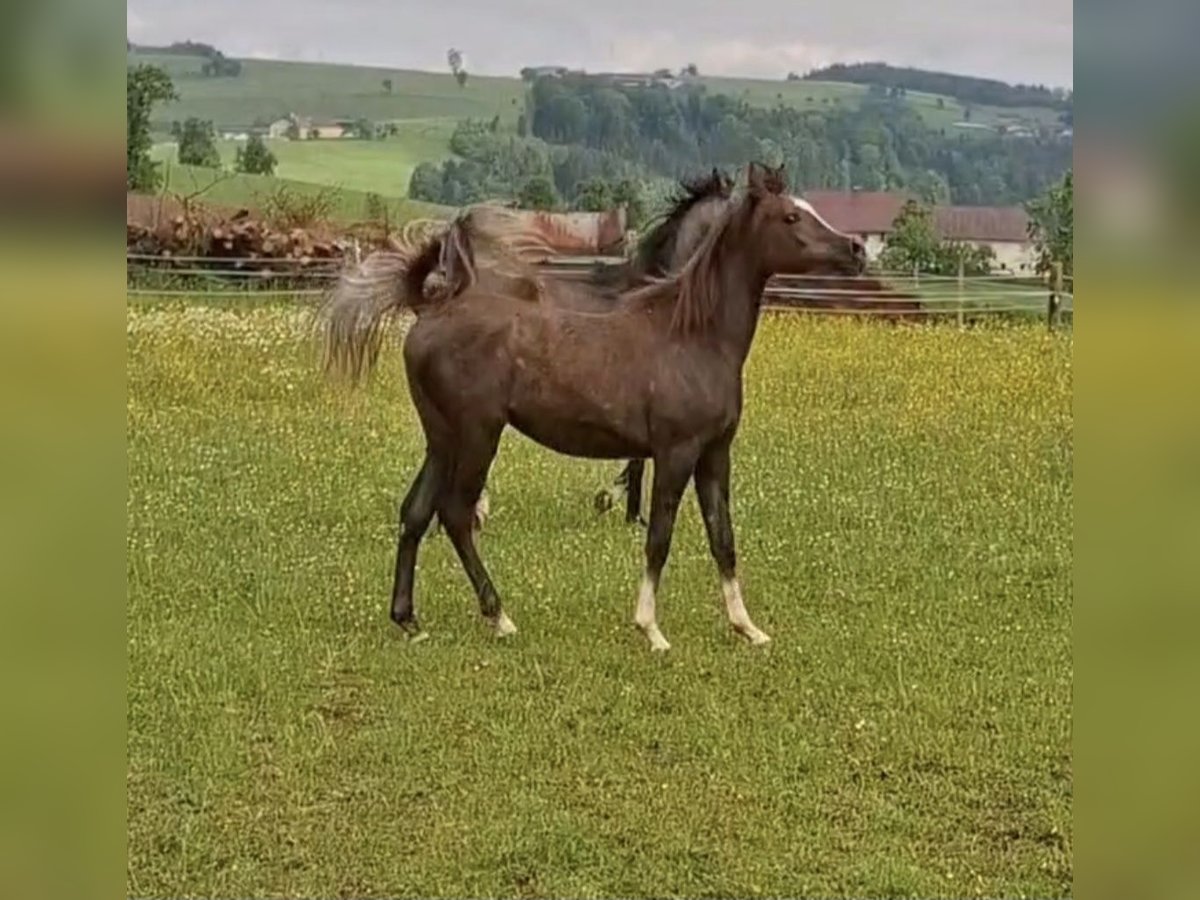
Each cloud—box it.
[126,7,147,41]
[608,33,871,79]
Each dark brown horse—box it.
[472,168,736,528]
[322,162,865,650]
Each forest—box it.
[409,76,1072,211]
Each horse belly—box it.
[507,363,648,459]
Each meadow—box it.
[134,55,527,130]
[152,118,457,199]
[148,159,449,225]
[127,302,1072,898]
[131,50,1055,139]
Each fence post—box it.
[957,257,965,327]
[913,263,920,293]
[1047,261,1062,330]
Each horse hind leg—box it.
[623,459,648,526]
[390,454,444,639]
[473,489,491,531]
[438,430,514,637]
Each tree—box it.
[518,176,558,210]
[682,63,698,77]
[382,78,393,94]
[936,97,945,109]
[447,47,467,87]
[408,162,444,202]
[1025,170,1073,276]
[879,201,942,272]
[177,117,221,168]
[612,178,647,229]
[235,135,276,175]
[573,178,614,211]
[127,64,177,191]
[350,118,375,140]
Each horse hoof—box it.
[741,628,772,647]
[490,611,518,637]
[594,489,614,514]
[393,616,429,642]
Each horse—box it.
[480,168,735,527]
[361,168,737,530]
[321,161,866,650]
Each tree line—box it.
[802,62,1072,111]
[523,76,1069,206]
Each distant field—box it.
[130,51,1057,139]
[130,53,526,131]
[703,76,1061,132]
[148,159,449,224]
[152,118,456,198]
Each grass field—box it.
[130,50,1056,138]
[127,303,1072,897]
[706,76,1061,132]
[131,54,527,131]
[148,160,449,224]
[151,118,457,199]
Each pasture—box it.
[131,54,528,131]
[148,160,449,225]
[130,50,1055,139]
[707,76,1060,132]
[127,303,1072,898]
[152,118,457,199]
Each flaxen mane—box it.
[628,168,732,279]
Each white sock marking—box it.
[722,577,771,645]
[635,573,670,651]
[491,610,517,637]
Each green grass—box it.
[130,50,1057,139]
[149,159,449,224]
[706,76,1060,132]
[130,53,527,130]
[127,304,1072,897]
[151,118,457,199]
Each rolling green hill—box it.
[147,160,449,224]
[151,118,456,198]
[129,49,1057,136]
[131,53,526,131]
[129,49,1063,217]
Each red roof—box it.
[933,205,1029,243]
[804,190,1030,243]
[804,191,914,235]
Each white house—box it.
[803,190,1038,273]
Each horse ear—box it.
[747,161,767,199]
[764,163,788,195]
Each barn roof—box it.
[804,191,914,234]
[804,190,1030,243]
[933,205,1030,243]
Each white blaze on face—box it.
[789,196,852,241]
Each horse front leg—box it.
[694,437,770,646]
[633,447,698,651]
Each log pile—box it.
[126,206,352,271]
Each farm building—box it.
[804,190,1036,273]
[266,114,351,140]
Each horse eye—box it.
[784,212,800,224]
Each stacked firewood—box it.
[126,207,352,269]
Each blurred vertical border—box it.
[0,2,125,900]
[1078,1,1200,899]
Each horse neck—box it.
[703,237,771,365]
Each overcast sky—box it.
[127,0,1072,88]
